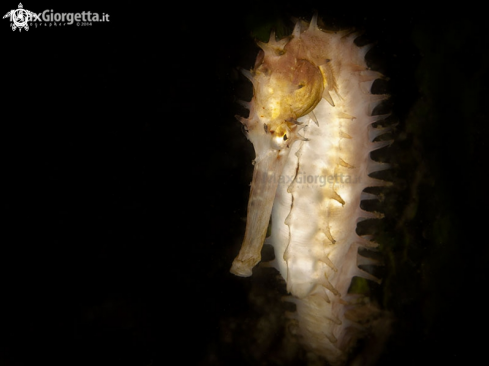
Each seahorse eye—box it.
[271,135,287,150]
[269,125,289,150]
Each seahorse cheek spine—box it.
[231,15,390,365]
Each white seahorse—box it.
[230,14,392,365]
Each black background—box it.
[2,2,488,365]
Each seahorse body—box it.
[231,15,390,365]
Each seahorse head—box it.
[231,22,327,277]
[244,31,325,155]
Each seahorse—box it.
[230,14,392,365]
